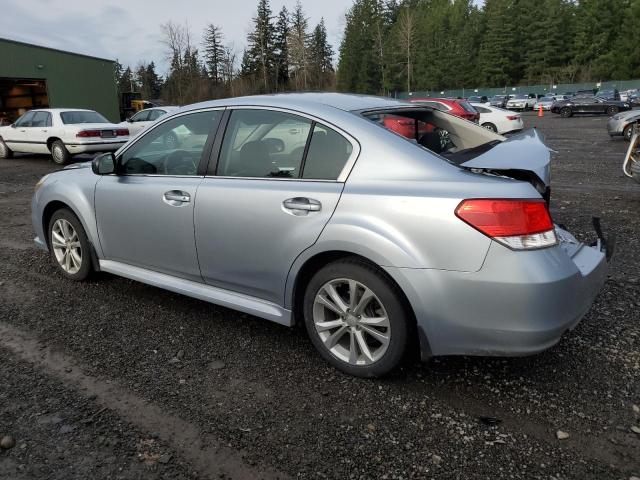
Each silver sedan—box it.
[30,93,611,377]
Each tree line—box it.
[115,0,334,106]
[337,0,640,95]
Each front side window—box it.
[61,111,109,124]
[217,109,312,178]
[130,110,150,122]
[14,111,35,127]
[148,110,166,121]
[120,110,221,176]
[31,111,51,127]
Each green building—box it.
[0,37,119,124]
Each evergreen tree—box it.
[309,19,334,90]
[203,24,225,84]
[244,0,277,91]
[274,7,290,90]
[119,66,137,93]
[476,0,517,87]
[289,1,311,90]
[614,0,640,79]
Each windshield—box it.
[512,94,528,99]
[491,96,504,101]
[60,111,109,124]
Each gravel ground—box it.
[0,112,639,479]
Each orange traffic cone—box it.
[538,105,544,117]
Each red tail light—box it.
[455,199,556,250]
[76,130,101,138]
[116,129,129,136]
[506,115,519,120]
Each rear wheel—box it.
[606,106,619,116]
[51,140,71,165]
[303,258,409,377]
[48,209,92,281]
[0,139,13,159]
[481,122,498,133]
[560,107,573,118]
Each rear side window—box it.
[302,124,353,180]
[31,111,51,127]
[217,110,312,178]
[457,101,477,113]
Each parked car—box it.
[506,94,536,111]
[31,93,611,377]
[0,109,129,164]
[596,89,621,101]
[408,97,480,123]
[607,109,640,141]
[470,103,524,134]
[620,89,637,102]
[551,96,632,117]
[574,89,598,96]
[533,95,568,111]
[489,95,512,108]
[467,95,488,104]
[630,92,640,106]
[120,106,179,137]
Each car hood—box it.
[613,110,640,120]
[460,128,551,187]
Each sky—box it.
[0,0,351,74]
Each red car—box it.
[409,97,480,123]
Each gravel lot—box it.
[1,111,639,480]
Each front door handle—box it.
[283,197,321,215]
[163,190,191,205]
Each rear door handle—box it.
[283,197,321,214]
[163,190,191,205]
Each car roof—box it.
[180,93,409,116]
[28,108,94,113]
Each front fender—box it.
[32,169,101,256]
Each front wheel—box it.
[303,259,409,377]
[623,124,634,141]
[560,107,573,118]
[51,140,71,165]
[48,209,92,281]
[0,139,13,159]
[606,106,619,116]
[481,122,498,133]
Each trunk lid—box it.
[459,128,551,192]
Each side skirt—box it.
[99,260,292,327]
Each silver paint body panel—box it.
[31,93,608,357]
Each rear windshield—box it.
[60,111,109,124]
[512,94,528,99]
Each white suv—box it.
[0,109,129,164]
[119,106,179,137]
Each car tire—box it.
[48,208,92,281]
[51,140,71,165]
[623,124,635,141]
[560,107,573,118]
[481,122,498,133]
[0,139,13,159]
[303,258,409,378]
[606,106,619,116]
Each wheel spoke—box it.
[359,315,389,327]
[348,280,358,309]
[70,249,82,269]
[52,230,65,245]
[51,239,66,249]
[64,251,71,271]
[355,330,374,362]
[323,325,348,349]
[316,294,345,317]
[315,319,345,332]
[69,241,81,249]
[353,287,374,315]
[323,284,349,313]
[348,331,358,364]
[360,325,390,346]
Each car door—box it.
[4,111,35,152]
[28,111,53,154]
[95,109,223,281]
[194,108,357,305]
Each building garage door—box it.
[0,78,49,125]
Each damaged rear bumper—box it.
[385,222,612,358]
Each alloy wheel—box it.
[51,219,82,274]
[52,144,65,163]
[313,278,390,366]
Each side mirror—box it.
[92,152,116,175]
[10,123,16,128]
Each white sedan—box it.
[120,106,179,137]
[471,103,524,134]
[0,109,129,164]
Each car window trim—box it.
[114,107,225,178]
[297,121,316,179]
[205,105,360,183]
